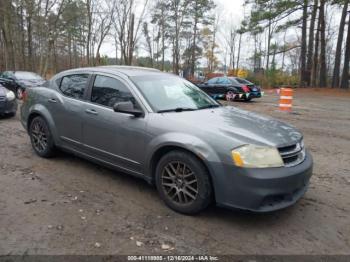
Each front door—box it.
[82,74,147,174]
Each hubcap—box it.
[161,161,198,205]
[31,121,48,153]
[226,91,234,101]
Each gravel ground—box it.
[0,89,349,255]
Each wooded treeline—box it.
[0,0,349,88]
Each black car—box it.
[0,71,46,99]
[0,83,17,117]
[197,76,262,101]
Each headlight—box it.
[231,144,284,168]
[6,90,15,101]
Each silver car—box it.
[20,66,313,214]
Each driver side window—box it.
[91,75,139,109]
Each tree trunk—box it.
[161,21,165,71]
[86,0,92,66]
[190,0,199,76]
[311,6,321,87]
[332,0,349,88]
[299,0,308,87]
[340,12,350,89]
[127,13,135,65]
[266,20,272,72]
[306,0,318,86]
[236,33,242,71]
[318,0,327,87]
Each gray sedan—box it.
[20,66,313,214]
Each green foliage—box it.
[247,69,299,88]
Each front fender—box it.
[145,132,222,178]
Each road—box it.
[0,89,349,255]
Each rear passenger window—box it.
[207,78,217,84]
[59,74,89,99]
[91,75,138,108]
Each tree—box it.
[340,10,350,89]
[306,0,318,86]
[299,0,308,87]
[188,0,214,76]
[318,0,327,87]
[332,0,349,88]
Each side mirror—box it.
[113,101,143,117]
[204,81,208,85]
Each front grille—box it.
[0,96,5,108]
[278,141,305,167]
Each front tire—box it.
[29,116,56,158]
[155,150,212,215]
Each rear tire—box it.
[226,91,236,101]
[29,116,56,158]
[155,150,212,215]
[244,97,252,102]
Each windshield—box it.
[15,72,43,80]
[131,74,220,112]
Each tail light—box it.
[242,85,250,93]
[22,90,28,102]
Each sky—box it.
[99,0,343,71]
[99,0,246,59]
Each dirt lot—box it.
[0,89,349,255]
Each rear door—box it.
[216,77,232,94]
[81,73,147,175]
[47,73,91,150]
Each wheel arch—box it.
[148,144,217,202]
[27,105,59,144]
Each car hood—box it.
[18,79,46,87]
[158,106,302,147]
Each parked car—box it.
[20,66,313,214]
[0,71,46,99]
[0,83,17,117]
[197,76,262,101]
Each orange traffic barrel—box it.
[279,88,293,111]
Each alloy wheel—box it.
[226,91,235,101]
[31,120,48,153]
[161,161,198,205]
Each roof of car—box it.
[61,66,163,77]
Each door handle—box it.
[48,98,57,103]
[85,109,98,115]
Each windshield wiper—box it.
[157,107,196,113]
[198,104,220,110]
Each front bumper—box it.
[212,150,313,212]
[0,98,17,115]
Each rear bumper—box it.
[212,151,313,212]
[247,91,262,98]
